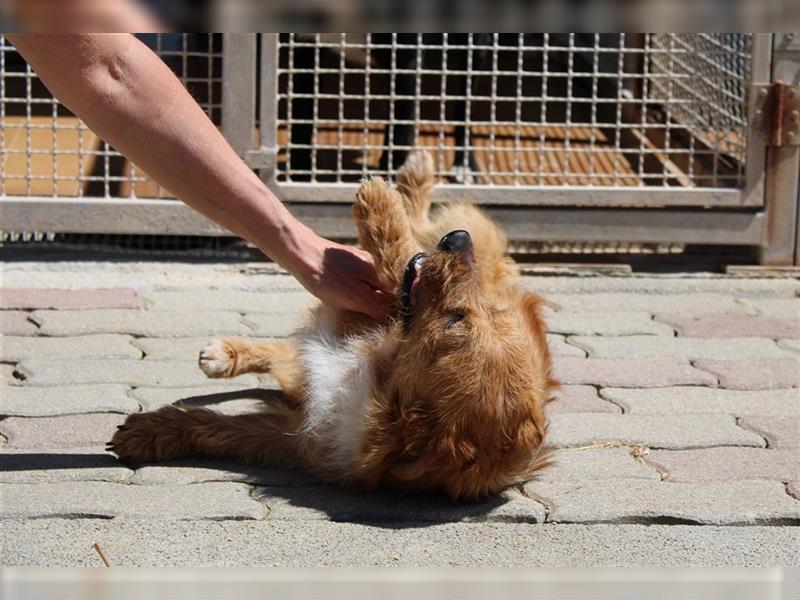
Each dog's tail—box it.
[395,150,435,227]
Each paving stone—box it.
[1,363,23,386]
[0,384,138,417]
[545,385,621,414]
[130,458,317,486]
[693,359,800,390]
[655,313,800,339]
[30,309,251,337]
[645,448,800,483]
[0,446,133,483]
[131,385,278,412]
[1,311,38,335]
[0,413,125,449]
[0,288,144,310]
[601,387,800,417]
[552,358,717,388]
[747,298,800,319]
[778,339,800,354]
[0,334,141,362]
[788,481,800,500]
[523,479,800,524]
[2,520,799,567]
[133,336,277,361]
[0,481,267,520]
[519,277,800,297]
[547,413,765,449]
[15,359,260,387]
[546,335,586,358]
[536,447,660,482]
[243,313,309,337]
[144,290,315,313]
[545,311,673,336]
[738,416,800,449]
[256,487,544,523]
[570,336,792,360]
[549,293,755,315]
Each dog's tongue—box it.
[401,252,426,319]
[409,260,422,305]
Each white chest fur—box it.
[298,311,384,471]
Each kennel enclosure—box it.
[2,33,799,264]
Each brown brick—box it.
[655,313,800,339]
[1,311,38,335]
[0,288,144,310]
[738,416,800,449]
[646,448,800,482]
[694,359,800,390]
[0,414,125,449]
[553,358,717,388]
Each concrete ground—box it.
[1,261,798,567]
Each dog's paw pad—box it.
[199,339,234,378]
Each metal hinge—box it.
[751,81,800,146]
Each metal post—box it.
[760,33,800,265]
[221,34,257,156]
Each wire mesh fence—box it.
[0,33,222,200]
[274,33,753,190]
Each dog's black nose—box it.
[438,230,472,253]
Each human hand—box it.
[281,227,391,322]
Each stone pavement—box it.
[1,261,799,567]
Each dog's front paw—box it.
[107,407,187,466]
[199,339,235,378]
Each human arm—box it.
[7,33,389,320]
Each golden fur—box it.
[109,150,556,501]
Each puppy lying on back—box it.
[110,151,556,501]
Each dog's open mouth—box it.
[400,252,426,327]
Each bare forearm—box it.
[8,33,307,267]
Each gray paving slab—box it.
[547,413,765,449]
[15,359,260,387]
[546,334,586,358]
[524,479,800,524]
[241,313,307,337]
[0,311,39,335]
[1,288,144,310]
[30,309,252,337]
[600,386,800,417]
[0,413,125,449]
[0,334,141,362]
[536,447,660,482]
[694,359,800,390]
[545,311,673,336]
[143,290,316,313]
[549,293,756,315]
[778,339,800,354]
[0,481,267,520]
[747,298,800,319]
[1,363,23,386]
[545,385,621,414]
[256,487,545,523]
[3,519,797,567]
[130,458,317,486]
[553,358,717,387]
[130,385,278,412]
[0,384,138,416]
[645,448,800,483]
[0,446,133,483]
[655,313,800,339]
[738,416,800,449]
[133,336,277,361]
[570,336,793,360]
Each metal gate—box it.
[2,33,799,264]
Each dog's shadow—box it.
[2,389,528,529]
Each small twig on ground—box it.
[92,542,112,567]
[629,444,650,462]
[571,440,622,451]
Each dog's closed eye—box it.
[444,312,465,330]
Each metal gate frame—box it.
[2,33,799,265]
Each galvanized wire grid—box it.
[0,33,222,199]
[275,33,752,188]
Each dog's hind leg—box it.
[199,338,305,401]
[353,177,422,289]
[109,403,308,468]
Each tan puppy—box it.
[109,151,556,501]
